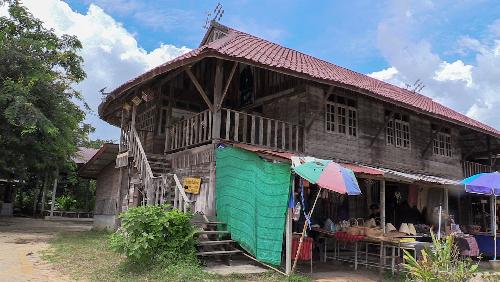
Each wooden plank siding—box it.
[301,85,464,179]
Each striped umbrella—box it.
[293,159,361,195]
[291,159,361,273]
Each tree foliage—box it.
[0,1,88,179]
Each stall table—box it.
[313,228,406,273]
[473,233,500,257]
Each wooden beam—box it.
[218,61,238,110]
[184,66,214,111]
[153,67,184,88]
[380,179,386,234]
[240,86,305,111]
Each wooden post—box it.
[49,168,59,217]
[40,171,49,215]
[444,187,449,215]
[491,195,496,236]
[164,84,174,153]
[212,60,223,140]
[131,104,137,129]
[32,177,42,216]
[285,177,294,275]
[380,179,386,233]
[119,107,125,152]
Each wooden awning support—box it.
[184,66,214,111]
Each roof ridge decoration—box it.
[101,23,500,137]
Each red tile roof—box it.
[104,25,499,136]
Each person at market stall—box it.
[368,204,380,224]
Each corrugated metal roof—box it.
[104,24,499,137]
[72,147,99,164]
[361,164,460,185]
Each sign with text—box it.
[183,177,201,194]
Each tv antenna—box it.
[405,79,425,93]
[203,2,224,29]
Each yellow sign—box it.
[183,177,201,194]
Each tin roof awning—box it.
[361,164,460,185]
[228,143,458,184]
[78,143,119,179]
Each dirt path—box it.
[0,217,92,282]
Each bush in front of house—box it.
[403,232,479,281]
[109,205,198,266]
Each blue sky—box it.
[64,0,499,72]
[2,1,499,140]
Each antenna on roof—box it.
[99,87,110,103]
[405,79,425,93]
[203,2,224,29]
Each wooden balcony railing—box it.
[165,110,212,152]
[463,160,492,178]
[164,108,304,153]
[220,108,303,152]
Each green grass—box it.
[43,230,310,282]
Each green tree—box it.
[0,1,88,180]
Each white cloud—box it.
[373,1,500,131]
[433,60,473,87]
[1,1,191,140]
[368,67,399,80]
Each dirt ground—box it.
[0,216,92,282]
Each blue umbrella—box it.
[461,172,500,260]
[461,172,500,195]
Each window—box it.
[325,94,357,137]
[386,112,410,149]
[432,126,452,157]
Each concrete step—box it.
[191,221,227,225]
[197,230,230,235]
[197,240,235,246]
[197,250,241,256]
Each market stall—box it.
[285,159,487,274]
[461,172,500,260]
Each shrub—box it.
[109,205,197,266]
[403,232,479,281]
[55,195,77,211]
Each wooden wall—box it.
[95,163,126,215]
[167,143,216,215]
[302,85,463,179]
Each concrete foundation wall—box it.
[93,214,117,230]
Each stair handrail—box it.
[171,173,194,213]
[129,125,194,211]
[129,125,158,204]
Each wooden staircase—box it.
[147,153,172,176]
[120,125,194,209]
[122,125,243,263]
[193,217,241,265]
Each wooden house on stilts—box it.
[81,21,500,272]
